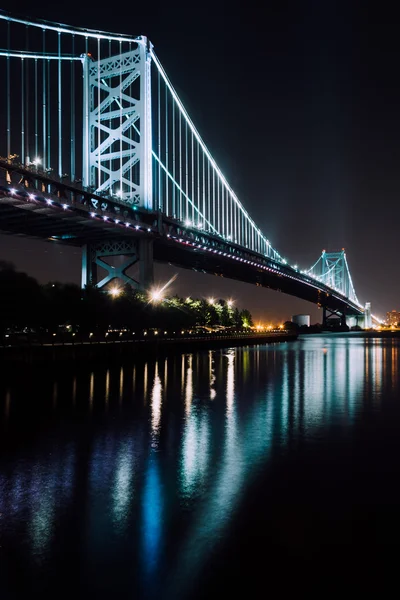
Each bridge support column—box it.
[322,306,348,330]
[81,239,154,291]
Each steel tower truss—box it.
[82,38,152,209]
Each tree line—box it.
[0,262,254,334]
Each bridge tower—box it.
[81,37,154,290]
[364,302,372,329]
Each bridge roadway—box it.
[0,161,363,320]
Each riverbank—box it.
[0,331,297,364]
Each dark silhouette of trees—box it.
[0,265,254,333]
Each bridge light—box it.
[28,193,35,200]
[62,204,68,210]
[90,211,96,217]
[115,219,120,224]
[116,189,122,198]
[47,199,53,205]
[135,225,140,230]
[125,222,130,227]
[9,188,16,195]
[185,220,192,227]
[103,216,108,221]
[32,157,41,166]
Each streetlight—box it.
[208,297,215,305]
[227,299,234,308]
[109,287,121,298]
[149,287,164,303]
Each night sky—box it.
[1,0,399,322]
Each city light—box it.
[149,288,164,303]
[109,287,121,298]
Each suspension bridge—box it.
[0,10,375,327]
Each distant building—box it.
[387,310,400,327]
[292,314,311,327]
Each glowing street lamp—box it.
[208,297,215,305]
[227,299,234,308]
[149,287,164,303]
[109,287,121,298]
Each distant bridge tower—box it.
[307,249,361,329]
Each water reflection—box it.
[151,362,162,440]
[0,336,399,597]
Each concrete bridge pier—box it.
[81,238,154,291]
[322,306,347,329]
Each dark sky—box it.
[1,0,399,322]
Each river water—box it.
[1,334,399,597]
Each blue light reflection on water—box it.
[0,335,399,597]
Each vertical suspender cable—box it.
[158,70,161,209]
[47,58,50,169]
[234,199,237,242]
[179,111,182,219]
[221,184,224,236]
[119,40,122,195]
[58,32,62,177]
[97,37,101,191]
[202,152,205,228]
[207,161,210,229]
[108,39,111,193]
[70,35,75,182]
[172,99,175,217]
[165,81,168,215]
[191,131,194,221]
[25,26,29,163]
[217,177,220,233]
[21,58,25,165]
[6,21,10,159]
[197,141,200,225]
[212,168,215,230]
[185,121,188,219]
[230,194,233,240]
[42,30,46,170]
[34,58,38,161]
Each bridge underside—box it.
[151,240,362,318]
[0,199,362,320]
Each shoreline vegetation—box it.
[1,263,295,363]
